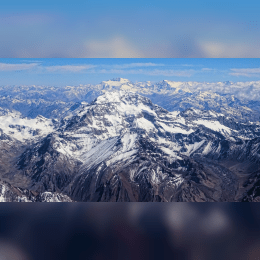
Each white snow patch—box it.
[135,117,155,132]
[151,169,160,184]
[174,117,186,124]
[0,184,7,202]
[121,132,137,152]
[194,119,232,135]
[183,140,206,156]
[168,111,180,118]
[159,122,193,135]
[216,142,221,154]
[202,141,213,155]
[107,149,137,165]
[208,111,217,117]
[0,115,54,141]
[242,106,252,111]
[96,91,122,104]
[160,147,182,160]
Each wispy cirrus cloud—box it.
[0,61,200,77]
[144,69,194,77]
[45,64,96,73]
[0,62,39,71]
[43,63,165,73]
[230,68,260,77]
[202,68,214,71]
[0,62,172,74]
[109,63,165,69]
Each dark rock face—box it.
[1,90,260,202]
[15,134,82,193]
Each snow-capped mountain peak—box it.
[94,90,151,106]
[1,80,260,202]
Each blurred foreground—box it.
[0,203,260,260]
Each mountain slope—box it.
[2,91,259,201]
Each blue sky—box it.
[0,1,259,58]
[0,58,260,85]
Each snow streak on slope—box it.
[194,120,232,135]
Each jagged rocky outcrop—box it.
[14,134,82,193]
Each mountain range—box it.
[0,78,260,202]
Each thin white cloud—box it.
[0,62,193,76]
[110,63,165,69]
[45,65,96,73]
[145,69,194,77]
[230,68,260,77]
[0,63,39,71]
[202,68,214,71]
[43,63,164,73]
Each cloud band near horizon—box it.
[0,61,259,80]
[0,1,259,58]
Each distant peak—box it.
[111,78,130,82]
[159,80,191,92]
[223,81,233,85]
